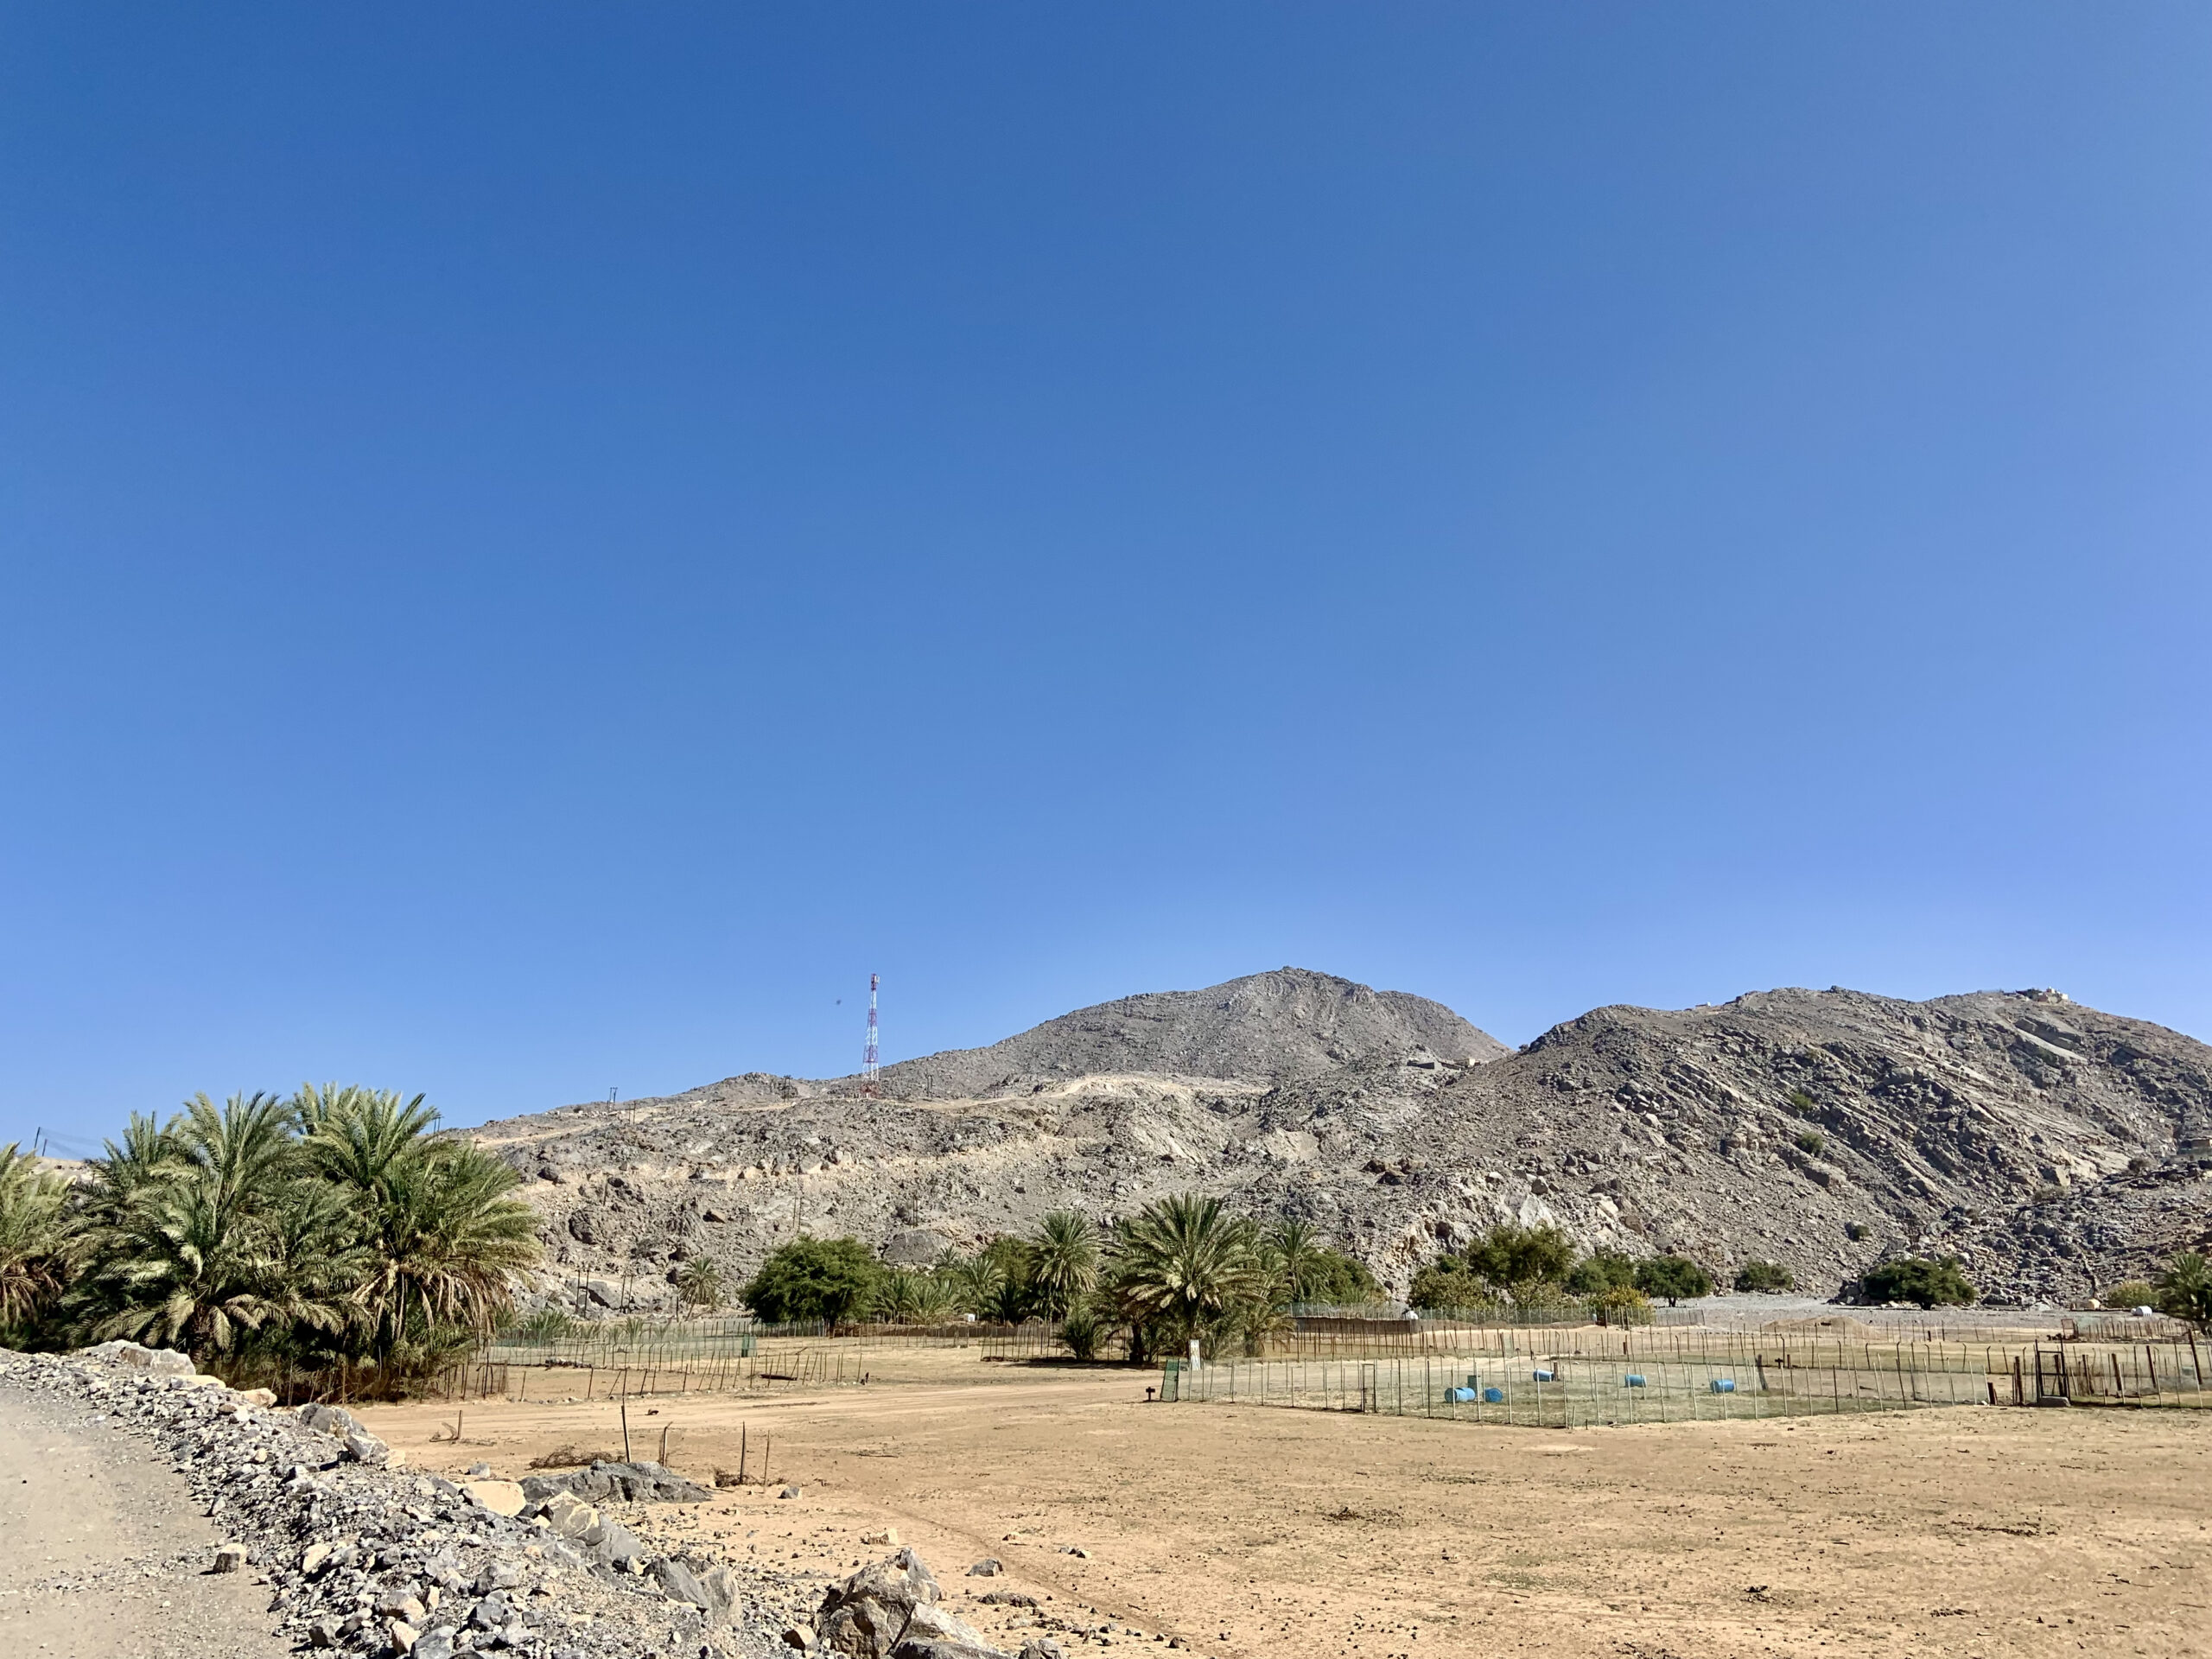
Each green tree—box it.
[1103,1192,1265,1357]
[2155,1254,2211,1328]
[2099,1280,2158,1312]
[1590,1283,1653,1326]
[1566,1250,1637,1296]
[1733,1259,1796,1294]
[1439,1224,1580,1305]
[1408,1257,1496,1313]
[741,1236,885,1325]
[1634,1255,1713,1305]
[1859,1256,1977,1309]
[1027,1211,1100,1319]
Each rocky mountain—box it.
[468,972,2212,1311]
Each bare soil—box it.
[359,1346,2212,1659]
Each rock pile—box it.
[811,1549,1061,1659]
[0,1345,800,1658]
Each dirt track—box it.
[0,1377,289,1659]
[359,1348,2212,1659]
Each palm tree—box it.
[299,1088,540,1359]
[1027,1211,1099,1319]
[78,1092,305,1359]
[0,1144,77,1332]
[1105,1192,1265,1358]
[1263,1217,1329,1305]
[2158,1253,2212,1328]
[674,1255,723,1313]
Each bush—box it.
[1591,1284,1653,1326]
[1859,1256,1977,1309]
[1733,1259,1795,1294]
[1461,1223,1579,1302]
[1794,1129,1826,1155]
[1634,1255,1713,1305]
[1844,1222,1871,1242]
[2099,1281,2159,1312]
[740,1236,885,1325]
[1788,1090,1817,1113]
[1060,1302,1105,1361]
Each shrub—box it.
[1859,1256,1977,1309]
[1733,1259,1795,1294]
[1634,1255,1713,1305]
[1794,1129,1826,1156]
[740,1236,885,1325]
[1788,1090,1817,1113]
[2099,1281,2158,1312]
[1844,1222,1871,1242]
[1591,1284,1653,1327]
[1060,1301,1105,1361]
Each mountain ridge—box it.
[469,972,2212,1309]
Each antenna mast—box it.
[862,973,880,1096]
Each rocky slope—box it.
[470,971,2212,1308]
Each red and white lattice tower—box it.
[861,973,880,1096]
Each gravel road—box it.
[0,1376,290,1659]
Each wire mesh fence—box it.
[1161,1332,2211,1428]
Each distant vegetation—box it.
[1409,1224,1735,1320]
[1859,1255,1977,1308]
[0,1089,541,1395]
[741,1197,1376,1361]
[1733,1258,1796,1294]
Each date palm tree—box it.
[0,1144,77,1334]
[1105,1192,1265,1357]
[1027,1211,1099,1319]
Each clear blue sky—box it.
[6,6,2210,1147]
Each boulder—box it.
[892,1602,1007,1659]
[238,1388,278,1407]
[520,1459,713,1506]
[210,1542,248,1573]
[299,1402,359,1437]
[817,1549,1008,1659]
[651,1555,738,1623]
[343,1428,392,1466]
[461,1479,527,1518]
[79,1340,194,1376]
[537,1490,600,1540]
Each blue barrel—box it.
[1623,1373,1647,1388]
[1445,1386,1476,1403]
[1482,1386,1505,1403]
[1532,1368,1555,1382]
[1710,1377,1737,1394]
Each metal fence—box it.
[1161,1332,2211,1429]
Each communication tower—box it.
[862,973,880,1096]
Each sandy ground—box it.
[0,1378,291,1659]
[356,1346,2212,1659]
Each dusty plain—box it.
[358,1345,2212,1659]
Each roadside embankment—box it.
[0,1345,801,1658]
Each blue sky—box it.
[5,6,2210,1146]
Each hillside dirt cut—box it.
[358,1347,2212,1659]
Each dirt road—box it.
[0,1377,290,1659]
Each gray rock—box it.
[210,1542,248,1573]
[965,1560,1001,1578]
[469,1596,512,1631]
